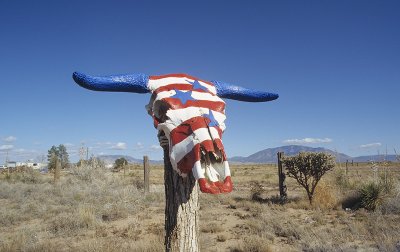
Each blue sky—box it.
[1,1,399,163]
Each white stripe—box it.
[209,126,222,140]
[169,127,221,164]
[224,161,231,177]
[154,90,224,103]
[148,76,217,94]
[165,107,226,130]
[157,113,226,137]
[192,161,204,179]
[157,119,224,146]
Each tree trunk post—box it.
[163,147,199,252]
[277,152,287,202]
[143,156,150,193]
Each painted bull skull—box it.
[73,72,278,194]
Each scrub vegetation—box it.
[0,160,399,251]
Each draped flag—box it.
[146,74,230,186]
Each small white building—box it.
[6,161,17,168]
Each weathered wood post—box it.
[277,152,287,201]
[345,160,349,176]
[143,155,150,193]
[54,157,61,183]
[163,146,199,252]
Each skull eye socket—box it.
[153,100,171,123]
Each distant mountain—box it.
[97,155,163,165]
[230,145,352,163]
[352,155,398,163]
[97,147,398,166]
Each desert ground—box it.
[0,160,399,252]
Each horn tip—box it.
[72,71,87,86]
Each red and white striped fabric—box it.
[146,74,231,192]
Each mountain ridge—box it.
[97,155,163,165]
[97,146,398,165]
[229,145,397,163]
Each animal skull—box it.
[146,74,231,194]
[72,72,278,194]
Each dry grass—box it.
[0,164,163,252]
[312,180,340,210]
[1,162,400,251]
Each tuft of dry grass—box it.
[201,222,224,234]
[230,236,273,252]
[312,180,340,210]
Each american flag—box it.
[146,73,229,182]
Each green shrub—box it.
[282,152,335,204]
[359,182,384,211]
[250,181,265,202]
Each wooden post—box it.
[345,160,349,176]
[143,156,150,193]
[54,157,61,183]
[163,146,199,252]
[277,152,287,201]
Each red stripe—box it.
[170,116,210,146]
[177,144,200,174]
[163,98,225,113]
[170,117,224,146]
[213,139,227,160]
[200,139,216,153]
[215,127,223,139]
[149,73,214,86]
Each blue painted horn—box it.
[211,80,278,102]
[72,72,150,93]
[72,72,279,102]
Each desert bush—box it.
[282,152,335,204]
[69,163,107,182]
[379,172,395,194]
[250,181,265,201]
[230,236,273,252]
[216,234,227,242]
[2,168,44,184]
[200,222,224,233]
[47,207,98,236]
[113,157,128,171]
[334,168,351,190]
[359,182,385,211]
